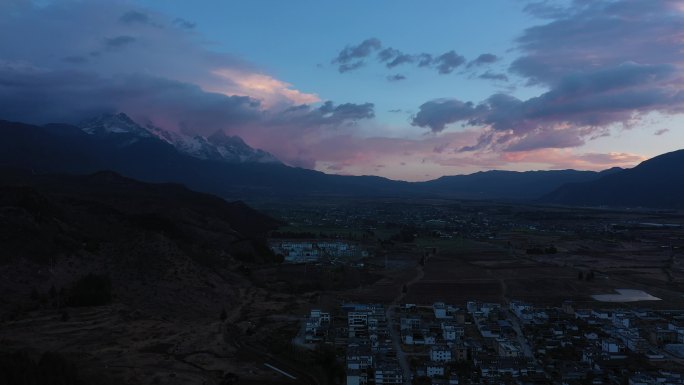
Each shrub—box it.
[66,273,112,307]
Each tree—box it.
[30,287,40,301]
[586,271,595,281]
[66,273,112,307]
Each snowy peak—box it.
[79,112,152,138]
[207,130,280,164]
[79,113,280,165]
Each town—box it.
[297,300,684,384]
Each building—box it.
[426,362,445,378]
[430,345,452,362]
[346,369,367,385]
[375,362,403,385]
[495,338,521,357]
[441,322,464,342]
[434,302,449,319]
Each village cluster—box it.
[269,239,369,263]
[296,300,684,385]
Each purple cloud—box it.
[413,0,684,153]
[334,39,468,76]
[119,11,151,25]
[387,74,407,82]
[332,38,382,73]
[412,99,481,133]
[468,53,499,67]
[104,35,136,50]
[478,71,508,81]
[434,51,466,74]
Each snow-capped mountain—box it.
[80,113,153,138]
[78,113,280,164]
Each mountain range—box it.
[0,113,682,208]
[79,113,280,164]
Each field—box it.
[271,200,684,310]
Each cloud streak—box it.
[332,38,491,76]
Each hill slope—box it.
[0,169,286,384]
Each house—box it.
[441,322,464,342]
[346,346,373,370]
[601,338,625,354]
[448,371,459,384]
[434,302,450,319]
[375,362,403,385]
[495,338,521,358]
[346,369,367,385]
[309,309,330,325]
[575,309,592,321]
[510,301,533,320]
[400,316,421,331]
[476,356,530,378]
[592,309,612,320]
[304,309,330,343]
[349,312,369,327]
[430,345,452,362]
[426,362,445,378]
[585,332,599,340]
[651,327,678,345]
[453,343,468,361]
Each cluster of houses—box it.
[510,300,684,384]
[463,301,545,380]
[397,303,464,382]
[299,309,331,345]
[296,300,684,384]
[339,303,405,385]
[269,239,368,263]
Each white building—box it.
[442,323,464,342]
[426,362,445,378]
[434,302,449,319]
[430,345,452,362]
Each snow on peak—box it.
[79,113,152,138]
[79,113,280,164]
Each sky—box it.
[1,0,683,181]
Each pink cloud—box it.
[499,149,646,170]
[211,68,319,107]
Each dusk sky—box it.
[1,0,683,181]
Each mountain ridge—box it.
[3,117,680,207]
[540,149,684,208]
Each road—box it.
[504,309,535,359]
[386,305,411,385]
[385,259,426,385]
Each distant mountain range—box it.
[540,149,684,209]
[0,114,682,207]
